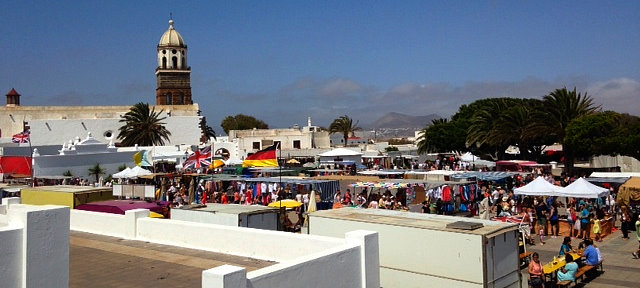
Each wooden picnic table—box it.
[542,252,582,281]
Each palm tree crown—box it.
[117,102,171,146]
[87,163,106,184]
[329,115,361,147]
[542,87,599,139]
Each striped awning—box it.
[450,171,522,181]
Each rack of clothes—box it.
[426,183,480,214]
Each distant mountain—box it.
[368,112,441,129]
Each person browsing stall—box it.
[633,215,640,259]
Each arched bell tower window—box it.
[162,57,167,68]
[172,56,178,68]
[179,93,185,104]
[182,57,185,69]
[166,92,172,105]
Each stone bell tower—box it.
[156,19,192,105]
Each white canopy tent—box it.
[318,148,363,157]
[459,152,496,168]
[112,167,132,179]
[557,177,609,198]
[125,166,152,178]
[514,176,564,196]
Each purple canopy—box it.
[76,200,167,215]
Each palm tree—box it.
[201,125,217,143]
[537,87,599,172]
[329,115,362,147]
[117,102,171,146]
[87,163,106,184]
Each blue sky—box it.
[2,1,639,132]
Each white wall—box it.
[33,151,137,179]
[310,216,486,287]
[0,201,70,288]
[29,116,201,146]
[0,225,23,288]
[309,212,520,288]
[70,209,129,238]
[136,218,342,261]
[69,208,380,288]
[170,209,278,230]
[171,209,240,227]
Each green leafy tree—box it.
[117,102,171,146]
[490,99,553,161]
[220,114,269,135]
[466,98,526,158]
[329,115,362,147]
[536,87,599,172]
[87,163,106,184]
[63,170,73,177]
[417,118,467,154]
[565,111,640,160]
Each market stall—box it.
[617,177,640,208]
[513,176,564,197]
[559,177,614,238]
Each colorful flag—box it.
[183,146,212,169]
[12,130,30,144]
[133,150,153,167]
[242,143,279,168]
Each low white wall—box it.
[171,209,240,227]
[2,203,70,288]
[136,218,343,262]
[70,209,149,239]
[0,225,23,288]
[70,210,128,238]
[246,244,361,288]
[69,209,380,288]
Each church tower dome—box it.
[159,19,186,47]
[156,19,192,105]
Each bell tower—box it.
[156,19,192,105]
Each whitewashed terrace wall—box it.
[70,209,379,288]
[0,199,70,288]
[70,209,146,239]
[136,218,343,261]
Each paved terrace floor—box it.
[70,231,276,288]
[520,225,640,288]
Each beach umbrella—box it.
[210,159,225,169]
[268,199,303,208]
[308,190,317,213]
[160,177,167,201]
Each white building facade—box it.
[228,117,330,159]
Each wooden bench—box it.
[575,265,595,283]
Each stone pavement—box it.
[70,231,275,288]
[520,227,640,287]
